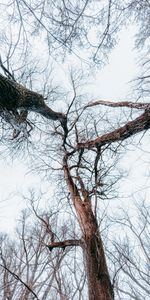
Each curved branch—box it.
[77,111,150,149]
[85,100,150,110]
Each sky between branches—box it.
[0,26,149,233]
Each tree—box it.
[108,199,150,299]
[0,70,149,299]
[0,1,150,299]
[0,203,86,300]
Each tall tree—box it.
[0,71,149,299]
[0,1,150,299]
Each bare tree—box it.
[0,67,149,300]
[0,1,150,300]
[0,201,86,300]
[0,0,149,65]
[108,199,150,299]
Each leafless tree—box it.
[0,1,149,65]
[0,200,86,300]
[0,68,149,299]
[107,199,150,300]
[0,64,149,299]
[0,1,150,300]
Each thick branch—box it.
[85,100,150,110]
[78,111,150,149]
[47,239,81,251]
[0,74,66,126]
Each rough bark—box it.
[78,110,150,150]
[83,227,114,300]
[63,155,114,300]
[0,73,66,125]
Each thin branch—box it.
[0,56,16,81]
[30,201,56,243]
[93,0,112,61]
[0,263,39,300]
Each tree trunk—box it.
[63,145,114,300]
[63,155,114,299]
[82,223,114,300]
[79,201,114,300]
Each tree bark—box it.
[81,204,113,300]
[63,155,114,300]
[0,73,66,123]
[78,110,150,150]
[83,237,113,300]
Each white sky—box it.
[0,27,149,233]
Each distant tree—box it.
[108,199,150,300]
[0,202,86,300]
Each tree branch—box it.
[0,74,67,129]
[77,111,150,149]
[85,100,150,110]
[63,154,81,203]
[0,263,39,300]
[47,239,81,251]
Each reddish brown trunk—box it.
[83,233,114,300]
[63,156,114,299]
[75,200,114,299]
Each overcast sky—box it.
[0,26,149,234]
